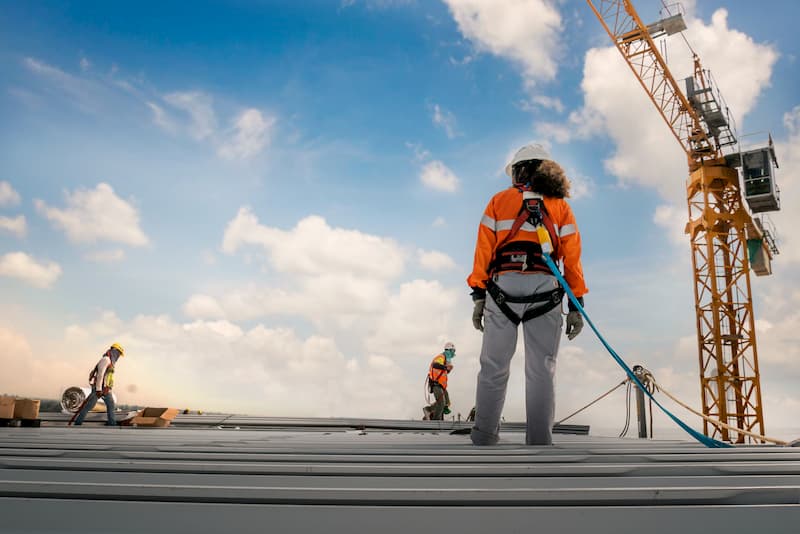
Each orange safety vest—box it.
[467,186,588,297]
[427,353,449,389]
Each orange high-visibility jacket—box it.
[428,353,450,389]
[467,187,588,297]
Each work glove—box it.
[565,311,583,340]
[472,299,486,332]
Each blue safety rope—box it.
[542,254,731,448]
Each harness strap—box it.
[486,279,564,325]
[489,192,560,279]
[430,357,447,387]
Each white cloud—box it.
[163,91,217,140]
[0,215,26,238]
[443,0,563,87]
[432,216,446,227]
[546,8,778,204]
[35,183,149,246]
[84,249,126,263]
[431,103,458,138]
[0,252,61,288]
[768,106,800,264]
[529,95,565,113]
[365,279,462,356]
[217,108,276,160]
[0,181,21,206]
[420,160,460,192]
[653,204,688,246]
[146,101,177,133]
[417,249,456,271]
[23,57,94,104]
[223,208,406,280]
[79,57,91,71]
[183,294,226,319]
[2,311,430,418]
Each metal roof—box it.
[1,416,799,533]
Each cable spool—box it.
[60,387,86,413]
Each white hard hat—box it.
[505,143,552,177]
[444,342,455,351]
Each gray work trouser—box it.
[471,272,563,446]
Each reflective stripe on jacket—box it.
[428,353,449,389]
[467,186,588,297]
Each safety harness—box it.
[486,189,564,325]
[428,355,448,391]
[89,350,116,391]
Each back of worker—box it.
[467,143,587,446]
[423,342,455,420]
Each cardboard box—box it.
[0,396,14,419]
[125,407,180,428]
[13,399,40,420]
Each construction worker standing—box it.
[73,343,125,426]
[423,342,456,420]
[468,143,588,446]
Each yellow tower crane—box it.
[586,0,781,443]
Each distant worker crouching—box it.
[423,342,456,420]
[468,143,588,446]
[73,343,125,426]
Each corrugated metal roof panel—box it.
[1,419,799,533]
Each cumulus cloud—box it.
[0,215,26,238]
[420,160,460,192]
[771,106,800,264]
[443,0,563,87]
[0,252,61,288]
[543,8,778,204]
[35,183,149,246]
[417,249,456,271]
[217,109,276,160]
[431,103,459,138]
[0,181,21,206]
[183,294,226,319]
[223,208,405,280]
[529,94,565,113]
[2,311,430,418]
[163,91,217,140]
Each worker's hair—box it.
[531,160,571,198]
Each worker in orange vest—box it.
[73,343,125,426]
[467,143,588,445]
[423,342,456,420]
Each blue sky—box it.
[1,1,799,439]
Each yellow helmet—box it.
[110,343,125,356]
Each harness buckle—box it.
[551,289,563,304]
[525,199,543,226]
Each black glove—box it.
[472,299,486,331]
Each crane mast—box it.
[587,0,771,443]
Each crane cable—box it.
[542,253,731,448]
[640,369,789,446]
[554,379,629,426]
